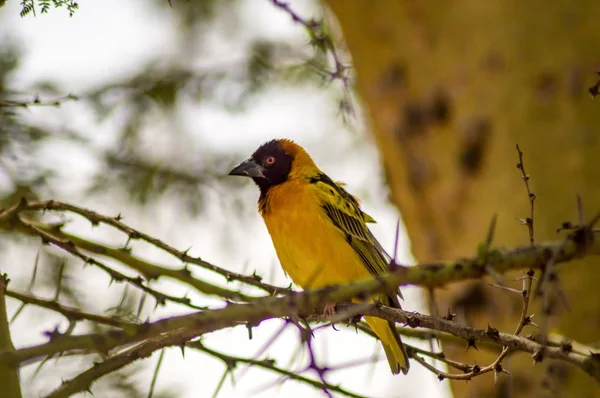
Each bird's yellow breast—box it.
[261,179,373,289]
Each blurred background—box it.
[0,1,448,397]
[2,1,600,398]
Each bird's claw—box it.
[316,302,337,322]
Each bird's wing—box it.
[310,173,402,301]
[334,181,376,223]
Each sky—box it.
[0,1,453,397]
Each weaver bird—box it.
[229,139,409,374]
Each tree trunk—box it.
[326,0,600,396]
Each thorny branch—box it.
[516,144,536,247]
[0,152,599,396]
[270,0,354,116]
[352,304,600,381]
[6,289,138,330]
[3,199,287,297]
[0,274,22,398]
[0,94,78,108]
[189,341,367,398]
[0,217,597,371]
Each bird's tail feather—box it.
[365,316,409,375]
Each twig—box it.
[0,94,78,108]
[10,251,40,324]
[43,330,188,398]
[516,144,536,246]
[302,326,333,398]
[405,345,473,373]
[269,0,354,117]
[19,218,211,309]
[354,304,600,381]
[6,289,138,330]
[190,341,366,398]
[147,348,165,398]
[14,200,288,296]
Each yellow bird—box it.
[229,138,409,375]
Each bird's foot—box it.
[323,302,336,318]
[316,302,336,322]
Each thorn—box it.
[180,345,185,358]
[527,269,535,278]
[523,314,539,328]
[485,214,497,248]
[560,340,572,353]
[466,338,478,352]
[532,348,544,364]
[393,218,401,262]
[576,194,585,225]
[251,270,263,282]
[405,316,420,328]
[486,324,500,339]
[588,211,600,228]
[515,274,537,282]
[442,309,456,321]
[488,283,521,294]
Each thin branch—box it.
[147,348,165,398]
[191,341,367,398]
[0,94,78,108]
[269,0,354,117]
[20,218,211,309]
[4,198,598,293]
[43,330,189,398]
[11,199,288,296]
[0,274,23,398]
[6,289,138,330]
[516,144,536,246]
[352,304,600,381]
[2,236,598,375]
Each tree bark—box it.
[325,0,600,396]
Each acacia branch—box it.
[43,330,190,398]
[0,94,78,108]
[18,200,287,295]
[6,289,138,330]
[352,304,600,381]
[1,222,598,370]
[189,341,366,398]
[1,197,599,391]
[0,274,23,398]
[0,199,285,302]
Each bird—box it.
[229,138,409,375]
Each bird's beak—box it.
[228,159,265,178]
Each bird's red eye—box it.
[265,156,276,165]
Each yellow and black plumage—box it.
[229,138,409,374]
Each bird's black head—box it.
[229,139,294,196]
